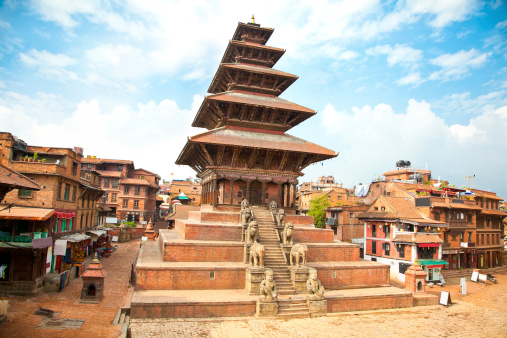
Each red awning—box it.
[426,265,444,269]
[418,243,440,248]
[56,211,76,219]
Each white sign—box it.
[106,217,118,224]
[471,271,479,282]
[460,278,467,295]
[112,236,119,242]
[478,274,487,283]
[439,291,451,306]
[141,236,148,241]
[46,246,52,274]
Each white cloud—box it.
[429,49,491,81]
[367,44,423,68]
[0,93,204,179]
[19,49,78,81]
[320,99,507,196]
[432,90,507,117]
[396,72,425,86]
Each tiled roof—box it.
[431,202,482,210]
[393,234,443,244]
[221,63,297,78]
[358,211,396,219]
[221,40,285,65]
[206,92,315,113]
[0,164,40,190]
[0,206,54,221]
[480,209,507,216]
[120,178,150,186]
[81,158,133,165]
[184,127,337,156]
[95,170,122,178]
[472,189,504,200]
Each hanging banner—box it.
[46,246,52,274]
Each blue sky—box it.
[1,0,506,198]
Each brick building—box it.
[81,157,160,222]
[0,132,104,294]
[359,196,448,282]
[358,162,506,271]
[168,180,202,205]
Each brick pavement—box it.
[0,238,142,338]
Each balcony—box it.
[460,242,475,248]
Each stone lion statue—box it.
[290,243,308,267]
[240,205,254,241]
[260,269,278,301]
[249,242,265,268]
[246,221,259,244]
[276,209,285,228]
[282,222,294,245]
[306,268,325,300]
[269,200,278,215]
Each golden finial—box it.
[251,14,255,24]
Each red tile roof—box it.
[0,164,40,190]
[81,158,133,165]
[120,178,150,186]
[222,63,297,78]
[95,170,122,178]
[184,127,337,156]
[206,92,314,113]
[480,209,507,216]
[0,206,54,221]
[393,234,443,244]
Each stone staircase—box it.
[254,208,295,296]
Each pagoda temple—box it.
[176,18,338,208]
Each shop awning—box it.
[0,206,55,221]
[86,230,107,241]
[59,233,90,243]
[55,211,76,219]
[416,259,449,269]
[418,243,440,248]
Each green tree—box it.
[308,194,330,228]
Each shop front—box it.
[416,259,449,282]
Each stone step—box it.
[277,312,311,319]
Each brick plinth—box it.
[413,293,439,306]
[187,211,240,224]
[135,266,246,290]
[327,292,413,313]
[286,215,314,227]
[308,263,390,289]
[307,243,360,262]
[130,301,256,319]
[162,242,244,262]
[175,220,242,241]
[294,228,335,243]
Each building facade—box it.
[81,157,160,222]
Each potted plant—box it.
[24,155,29,162]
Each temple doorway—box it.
[249,181,263,205]
[87,285,96,296]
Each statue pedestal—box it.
[290,266,309,293]
[256,299,278,318]
[245,266,265,295]
[307,299,327,317]
[243,243,252,264]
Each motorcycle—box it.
[487,273,498,284]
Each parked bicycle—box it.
[487,273,498,284]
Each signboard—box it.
[112,236,119,242]
[478,274,487,283]
[141,236,148,241]
[106,217,118,224]
[460,278,466,295]
[32,236,53,249]
[439,291,451,306]
[471,271,479,282]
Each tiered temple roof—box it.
[176,19,337,206]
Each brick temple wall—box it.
[294,228,335,243]
[130,301,256,319]
[162,242,243,262]
[311,264,390,288]
[135,266,246,290]
[175,221,242,241]
[327,293,413,313]
[307,244,360,262]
